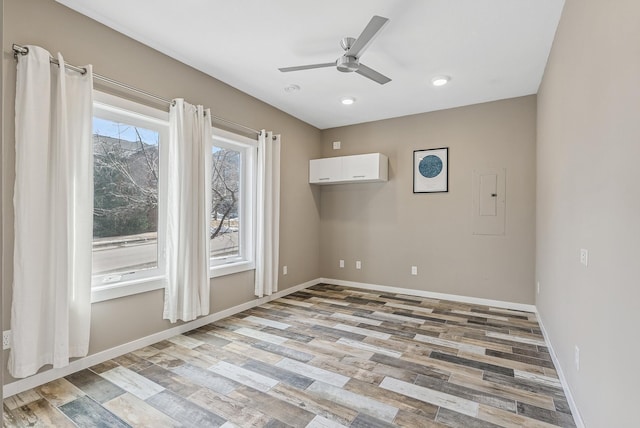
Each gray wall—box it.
[1,0,322,383]
[320,96,537,304]
[536,0,640,426]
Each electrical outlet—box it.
[537,281,540,294]
[283,266,288,275]
[580,249,588,266]
[355,260,361,270]
[3,330,11,350]
[339,259,344,268]
[411,266,418,275]
[332,141,341,150]
[574,345,580,371]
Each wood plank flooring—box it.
[3,284,576,427]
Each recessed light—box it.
[284,84,300,93]
[341,96,356,105]
[431,75,451,87]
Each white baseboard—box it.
[320,278,537,313]
[3,278,321,398]
[536,312,585,428]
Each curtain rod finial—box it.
[12,44,29,59]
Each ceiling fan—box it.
[278,15,391,85]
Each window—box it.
[90,94,255,301]
[91,92,169,301]
[210,129,257,276]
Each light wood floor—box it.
[3,284,576,427]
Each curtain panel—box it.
[164,99,212,323]
[255,131,281,297]
[10,46,94,378]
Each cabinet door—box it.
[343,153,380,180]
[309,157,343,183]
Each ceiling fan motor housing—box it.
[336,55,359,72]
[337,37,359,72]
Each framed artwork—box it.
[413,147,448,193]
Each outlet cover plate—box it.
[580,249,588,266]
[3,330,11,350]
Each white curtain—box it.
[10,46,94,378]
[255,131,281,297]
[164,99,212,323]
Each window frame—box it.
[209,128,257,278]
[91,91,169,303]
[90,95,257,301]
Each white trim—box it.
[3,278,322,398]
[209,128,258,272]
[212,127,258,146]
[321,278,537,313]
[536,312,585,428]
[210,260,255,278]
[92,276,165,303]
[91,92,170,300]
[94,90,170,122]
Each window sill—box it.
[90,260,255,303]
[210,260,255,278]
[91,275,166,303]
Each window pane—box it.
[211,145,240,259]
[92,117,159,276]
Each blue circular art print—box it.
[419,155,443,178]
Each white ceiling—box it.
[56,0,565,130]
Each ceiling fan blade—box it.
[356,63,391,85]
[346,15,390,58]
[279,63,335,72]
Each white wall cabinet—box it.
[309,157,343,183]
[309,153,388,184]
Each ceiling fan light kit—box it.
[278,15,392,85]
